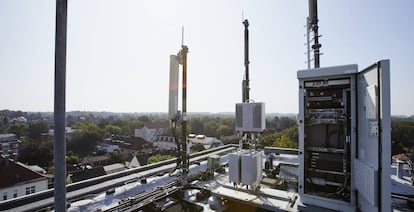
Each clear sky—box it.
[0,0,413,115]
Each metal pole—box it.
[309,0,321,68]
[181,45,189,172]
[243,19,250,102]
[54,0,67,211]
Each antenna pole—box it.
[181,44,189,173]
[54,0,67,211]
[309,0,321,68]
[181,26,184,47]
[243,19,250,102]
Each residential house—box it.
[0,156,48,202]
[134,121,169,143]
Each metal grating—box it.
[354,159,378,206]
[253,104,262,128]
[235,104,243,128]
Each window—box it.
[13,190,17,198]
[3,192,7,201]
[25,186,36,195]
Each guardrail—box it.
[0,144,237,211]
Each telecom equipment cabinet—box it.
[297,60,391,212]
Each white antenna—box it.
[181,26,184,46]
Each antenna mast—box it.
[242,19,250,102]
[168,28,189,180]
[309,0,322,68]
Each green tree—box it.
[217,125,233,136]
[68,123,102,156]
[277,117,297,131]
[138,115,150,123]
[28,121,50,140]
[204,121,218,137]
[19,139,53,167]
[121,119,143,135]
[66,155,80,165]
[97,118,110,129]
[189,117,204,134]
[259,126,298,149]
[5,123,28,138]
[110,151,127,163]
[104,124,122,135]
[147,154,174,164]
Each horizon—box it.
[1,109,412,118]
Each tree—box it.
[147,154,174,164]
[28,121,50,140]
[121,119,143,135]
[110,151,127,163]
[190,117,204,134]
[204,121,218,137]
[97,118,110,129]
[217,125,233,136]
[138,115,150,123]
[259,126,298,149]
[277,117,297,131]
[68,123,101,156]
[5,123,28,138]
[19,139,53,167]
[104,124,122,135]
[66,155,80,165]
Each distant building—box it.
[48,127,74,139]
[134,121,169,142]
[188,135,224,150]
[0,134,20,161]
[82,155,111,166]
[0,156,48,202]
[153,141,178,151]
[111,136,150,150]
[126,156,141,169]
[9,117,27,124]
[97,144,120,153]
[103,163,126,175]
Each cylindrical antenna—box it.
[243,19,250,102]
[181,26,184,46]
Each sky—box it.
[0,0,413,116]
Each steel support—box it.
[54,0,68,211]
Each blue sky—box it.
[0,0,413,115]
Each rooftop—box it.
[0,156,47,189]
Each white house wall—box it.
[0,179,48,202]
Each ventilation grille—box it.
[354,159,378,206]
[253,104,262,128]
[236,104,243,128]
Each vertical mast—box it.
[242,19,250,102]
[309,0,321,68]
[181,45,188,172]
[54,0,67,211]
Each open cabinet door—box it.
[355,60,391,211]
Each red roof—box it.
[392,153,409,162]
[0,157,46,189]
